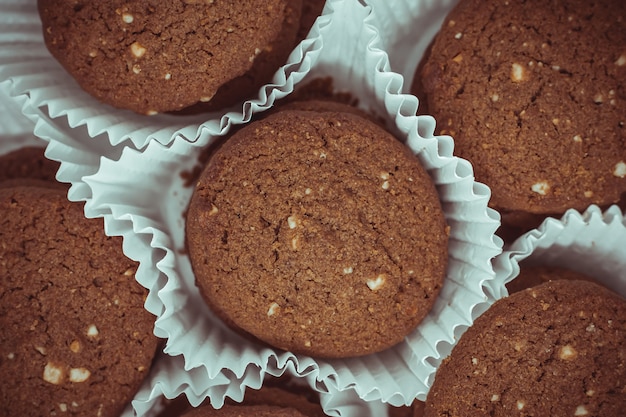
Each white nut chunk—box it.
[367,274,386,291]
[510,63,527,82]
[531,181,550,195]
[558,344,578,361]
[69,367,91,383]
[613,161,626,178]
[267,302,280,317]
[87,324,99,338]
[43,361,66,385]
[130,41,146,58]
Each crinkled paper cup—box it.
[0,0,330,151]
[493,205,626,298]
[77,1,503,414]
[366,0,460,98]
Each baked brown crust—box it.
[419,0,626,216]
[0,185,158,417]
[425,280,626,416]
[38,0,301,114]
[186,108,448,358]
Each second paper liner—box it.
[81,1,502,415]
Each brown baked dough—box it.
[425,280,626,417]
[418,0,626,219]
[186,108,448,358]
[0,185,158,417]
[38,0,301,114]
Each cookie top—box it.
[0,185,158,417]
[39,0,300,114]
[419,0,626,216]
[180,404,308,417]
[425,279,626,417]
[186,108,448,358]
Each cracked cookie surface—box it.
[38,0,301,114]
[186,108,448,358]
[418,0,626,218]
[0,185,158,417]
[424,279,626,417]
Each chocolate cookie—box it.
[39,0,302,115]
[417,0,626,230]
[186,108,448,358]
[425,280,626,416]
[0,185,159,417]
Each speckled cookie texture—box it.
[424,280,626,417]
[0,185,159,417]
[38,0,302,114]
[418,0,626,222]
[186,108,449,358]
[180,404,309,417]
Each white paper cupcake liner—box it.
[77,1,503,414]
[366,0,461,97]
[0,0,331,151]
[493,205,626,298]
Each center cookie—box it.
[186,107,449,358]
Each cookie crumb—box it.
[516,400,525,410]
[490,394,500,402]
[615,53,626,66]
[343,266,353,274]
[122,13,134,24]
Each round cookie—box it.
[180,404,308,417]
[417,0,626,221]
[0,185,159,417]
[425,279,626,417]
[38,0,302,115]
[186,108,448,358]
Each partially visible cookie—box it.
[39,0,302,114]
[186,108,448,358]
[418,0,626,230]
[425,280,626,416]
[0,185,158,417]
